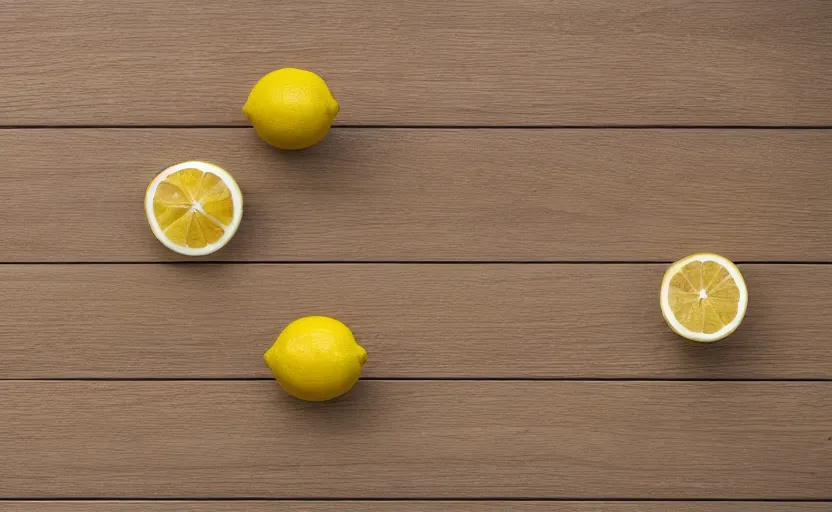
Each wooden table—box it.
[1,1,830,510]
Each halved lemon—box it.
[660,253,748,342]
[145,161,243,256]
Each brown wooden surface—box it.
[1,0,830,126]
[2,503,828,512]
[1,381,830,498]
[1,264,829,379]
[2,0,829,505]
[2,129,830,262]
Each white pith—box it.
[144,161,243,257]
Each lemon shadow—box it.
[269,380,384,433]
[676,319,759,377]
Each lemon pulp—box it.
[660,253,747,342]
[667,259,740,334]
[145,161,243,256]
[153,168,233,248]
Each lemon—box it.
[243,68,340,150]
[660,253,748,342]
[144,161,243,256]
[264,316,367,401]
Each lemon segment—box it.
[243,68,339,150]
[145,161,243,256]
[660,253,748,342]
[264,316,367,402]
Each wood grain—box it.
[1,381,829,498]
[2,502,829,512]
[1,0,830,125]
[2,129,830,262]
[2,264,830,379]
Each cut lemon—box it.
[145,161,243,256]
[660,253,748,343]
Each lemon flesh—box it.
[264,316,367,402]
[660,253,748,342]
[145,161,243,256]
[243,68,339,150]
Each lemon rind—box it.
[660,253,748,343]
[145,160,243,257]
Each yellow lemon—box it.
[144,161,243,256]
[660,253,748,342]
[264,316,367,401]
[243,68,340,150]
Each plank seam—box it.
[1,125,832,130]
[2,498,831,502]
[2,261,832,265]
[3,378,832,382]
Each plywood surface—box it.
[1,0,830,125]
[2,129,830,262]
[1,381,829,498]
[2,502,828,512]
[1,264,829,379]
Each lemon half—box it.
[660,253,748,342]
[145,161,243,256]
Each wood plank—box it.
[2,264,829,379]
[2,129,830,262]
[2,502,829,512]
[1,381,829,498]
[1,0,830,125]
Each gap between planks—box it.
[1,497,831,501]
[2,378,832,382]
[2,261,832,265]
[2,125,832,129]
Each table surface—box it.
[1,1,831,510]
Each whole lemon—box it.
[264,316,367,401]
[243,68,339,150]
